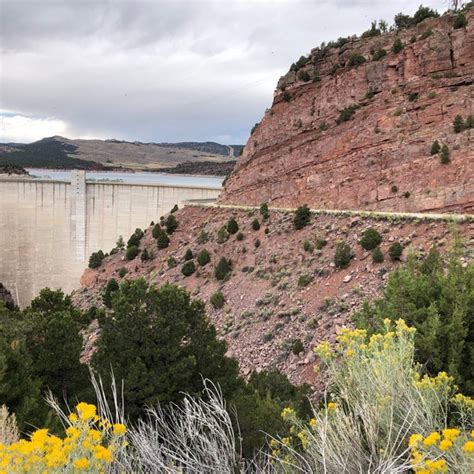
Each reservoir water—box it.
[0,169,222,307]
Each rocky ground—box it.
[74,205,473,389]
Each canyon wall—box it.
[221,9,474,213]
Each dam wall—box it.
[0,174,220,307]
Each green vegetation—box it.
[420,29,433,39]
[334,241,353,269]
[184,248,193,261]
[215,257,232,281]
[103,278,119,308]
[315,239,327,250]
[354,246,473,394]
[181,261,196,277]
[293,204,311,229]
[430,140,440,155]
[388,241,403,261]
[283,91,291,102]
[392,38,404,53]
[156,229,170,249]
[395,5,439,29]
[303,240,314,253]
[126,245,139,261]
[236,232,244,241]
[197,230,209,244]
[453,114,464,133]
[88,250,105,269]
[254,239,261,248]
[260,202,270,220]
[298,274,313,287]
[164,214,178,234]
[140,248,151,261]
[298,70,310,82]
[372,246,384,263]
[361,21,381,38]
[217,225,229,243]
[372,48,387,61]
[127,228,144,248]
[454,12,468,28]
[197,248,211,266]
[440,144,450,164]
[408,92,419,102]
[210,291,225,309]
[391,185,399,193]
[251,218,261,231]
[292,339,304,355]
[170,204,178,214]
[152,223,162,239]
[167,256,177,268]
[336,104,359,124]
[360,228,382,250]
[227,217,239,234]
[118,267,127,278]
[348,54,366,67]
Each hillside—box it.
[74,205,472,387]
[0,136,241,171]
[221,7,474,213]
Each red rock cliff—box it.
[221,9,474,213]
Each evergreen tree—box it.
[181,261,196,277]
[293,205,311,229]
[215,257,232,281]
[360,228,382,250]
[115,235,125,250]
[184,248,193,261]
[260,203,270,220]
[334,241,353,268]
[440,144,450,164]
[156,230,170,249]
[92,280,242,419]
[164,215,178,234]
[103,278,119,308]
[251,219,261,231]
[226,218,239,234]
[197,248,211,266]
[152,223,162,239]
[453,114,464,133]
[430,140,440,155]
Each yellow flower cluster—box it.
[413,372,455,392]
[409,428,474,473]
[451,393,474,410]
[0,402,127,473]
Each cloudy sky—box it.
[1,0,448,144]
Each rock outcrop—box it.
[221,9,474,213]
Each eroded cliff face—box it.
[221,9,474,213]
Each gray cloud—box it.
[0,0,448,143]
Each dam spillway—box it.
[0,171,221,307]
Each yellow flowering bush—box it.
[0,402,127,473]
[273,320,474,473]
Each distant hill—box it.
[0,136,243,171]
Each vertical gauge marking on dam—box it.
[0,172,221,307]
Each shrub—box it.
[210,291,225,309]
[391,185,399,193]
[303,241,314,253]
[388,241,403,261]
[372,247,384,263]
[298,274,313,287]
[164,215,178,234]
[227,218,239,234]
[118,267,127,278]
[140,248,151,261]
[330,64,340,75]
[453,114,464,133]
[453,12,468,29]
[430,140,440,155]
[260,202,269,220]
[254,239,261,249]
[372,48,387,61]
[348,54,366,67]
[420,29,433,40]
[197,248,211,266]
[361,21,381,38]
[251,219,261,231]
[336,104,358,124]
[413,5,439,24]
[315,239,327,250]
[354,247,473,394]
[408,92,419,102]
[440,144,450,164]
[264,228,269,235]
[250,123,258,135]
[88,250,105,269]
[360,228,382,250]
[236,232,244,241]
[167,256,177,268]
[156,230,170,249]
[394,12,412,29]
[215,257,232,281]
[103,278,119,308]
[283,91,291,102]
[293,204,311,229]
[115,235,125,250]
[197,230,209,244]
[404,191,411,199]
[126,245,139,261]
[127,228,144,248]
[298,70,310,82]
[334,241,353,269]
[392,38,404,54]
[217,225,229,243]
[152,223,162,239]
[292,339,304,355]
[181,261,196,277]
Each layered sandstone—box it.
[221,9,474,213]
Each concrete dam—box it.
[0,171,221,307]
